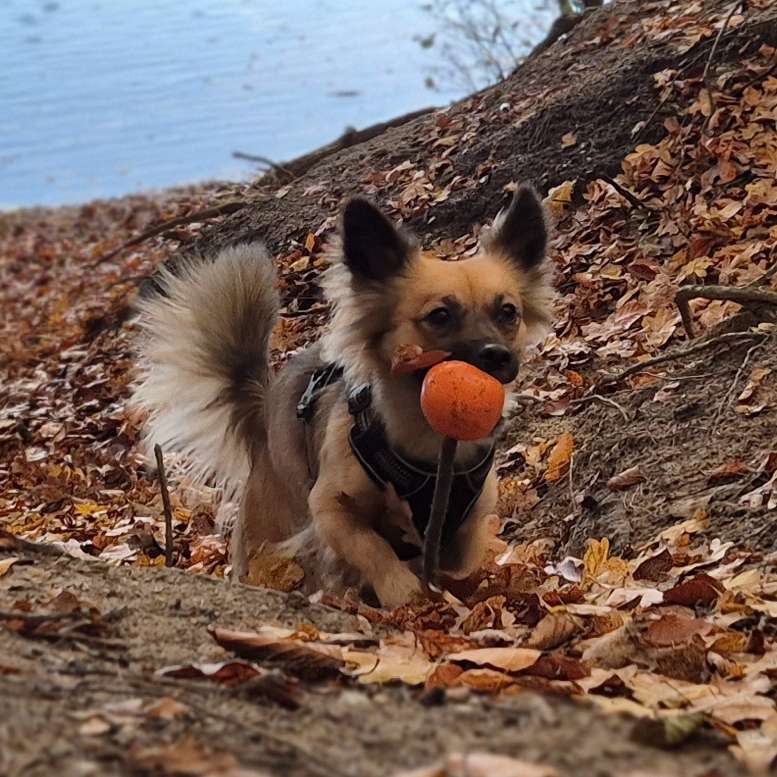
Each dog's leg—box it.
[310,483,424,608]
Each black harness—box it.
[297,364,494,552]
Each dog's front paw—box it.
[373,564,426,609]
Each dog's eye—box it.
[424,307,453,327]
[498,303,519,325]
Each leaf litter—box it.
[191,515,777,771]
[1,2,777,774]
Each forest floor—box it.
[2,1,777,775]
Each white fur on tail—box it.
[132,243,279,497]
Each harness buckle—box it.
[347,384,372,417]
[297,364,343,421]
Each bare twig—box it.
[600,175,653,212]
[0,529,64,557]
[732,50,777,94]
[596,331,767,387]
[232,152,296,180]
[725,340,766,410]
[0,610,78,625]
[675,284,777,338]
[748,252,777,289]
[710,338,768,433]
[93,200,247,267]
[702,1,742,85]
[570,393,630,422]
[153,444,175,567]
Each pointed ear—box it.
[341,198,412,282]
[483,185,548,270]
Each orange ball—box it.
[420,361,505,441]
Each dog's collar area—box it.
[297,362,494,552]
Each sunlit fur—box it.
[321,244,553,462]
[132,188,554,606]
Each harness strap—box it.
[297,363,344,481]
[297,363,494,547]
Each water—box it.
[0,0,553,209]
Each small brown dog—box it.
[133,186,553,607]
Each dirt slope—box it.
[0,548,742,777]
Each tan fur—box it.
[133,189,553,608]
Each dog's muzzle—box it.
[449,340,519,384]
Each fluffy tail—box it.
[132,243,279,494]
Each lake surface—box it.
[0,0,554,209]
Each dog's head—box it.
[324,186,553,396]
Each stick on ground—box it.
[675,284,777,338]
[153,444,175,567]
[94,200,246,266]
[596,331,767,387]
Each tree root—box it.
[675,284,777,338]
[93,200,247,266]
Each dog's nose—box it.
[476,344,519,384]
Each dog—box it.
[132,186,553,607]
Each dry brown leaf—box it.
[664,574,722,607]
[242,552,304,592]
[342,647,432,685]
[0,557,19,577]
[561,132,577,149]
[607,466,646,492]
[524,654,589,681]
[449,647,541,673]
[425,662,464,690]
[707,460,750,483]
[545,432,574,483]
[128,736,269,776]
[454,667,517,693]
[583,538,610,579]
[144,697,190,720]
[633,549,673,581]
[415,630,479,660]
[581,625,638,669]
[526,614,580,650]
[392,752,559,777]
[208,627,342,680]
[642,614,713,647]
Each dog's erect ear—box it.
[484,185,548,271]
[342,198,412,282]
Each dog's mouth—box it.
[390,344,519,385]
[390,346,451,376]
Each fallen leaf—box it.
[707,460,750,483]
[242,552,304,592]
[664,574,722,607]
[526,614,580,650]
[607,466,646,492]
[583,538,610,579]
[0,557,19,577]
[449,647,541,673]
[392,752,559,777]
[208,627,342,679]
[545,432,574,483]
[342,647,432,685]
[633,549,673,581]
[642,614,713,647]
[128,736,270,776]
